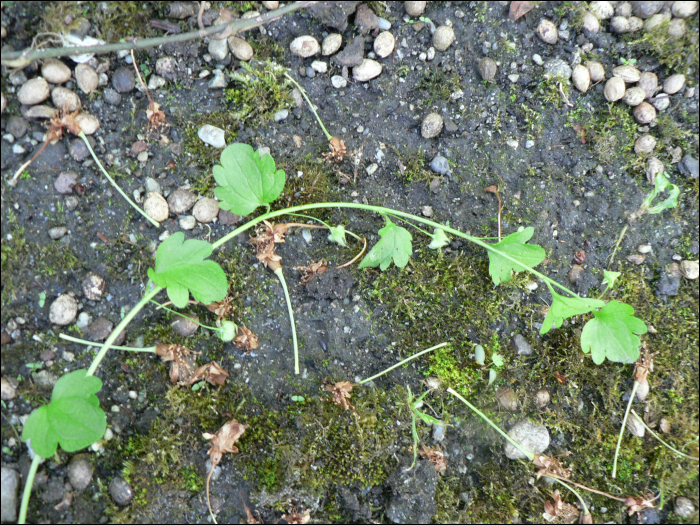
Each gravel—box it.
[1,468,20,523]
[429,155,450,175]
[67,454,94,491]
[504,420,550,459]
[111,67,135,93]
[198,124,226,148]
[678,155,699,179]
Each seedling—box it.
[406,386,443,471]
[151,301,238,342]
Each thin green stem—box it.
[273,267,300,375]
[630,409,699,461]
[612,380,639,479]
[283,72,332,140]
[389,214,434,238]
[79,131,160,228]
[358,343,448,385]
[59,334,155,353]
[149,301,220,332]
[18,455,41,524]
[87,285,162,376]
[447,387,535,461]
[545,476,591,517]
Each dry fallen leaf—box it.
[156,344,197,384]
[624,494,656,516]
[542,489,579,523]
[509,1,534,21]
[281,508,311,524]
[294,259,328,284]
[183,361,229,386]
[532,453,571,480]
[206,295,236,322]
[418,445,447,474]
[233,326,259,353]
[323,136,347,163]
[324,381,357,415]
[204,420,246,523]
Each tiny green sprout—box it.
[602,270,621,290]
[38,291,46,308]
[26,363,42,372]
[191,381,205,391]
[328,224,349,247]
[217,320,238,342]
[291,395,305,403]
[19,170,31,180]
[474,344,486,366]
[428,228,450,250]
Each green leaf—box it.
[487,228,546,285]
[602,270,622,290]
[428,228,450,250]
[213,143,286,216]
[359,218,413,271]
[540,287,606,335]
[488,369,498,385]
[646,172,680,214]
[22,369,106,458]
[491,352,504,368]
[328,225,348,247]
[147,232,227,308]
[581,301,647,364]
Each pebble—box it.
[67,454,94,491]
[512,334,533,356]
[193,198,219,223]
[633,1,664,18]
[290,35,320,57]
[179,215,196,230]
[52,86,81,112]
[331,75,347,88]
[622,86,646,106]
[433,25,455,51]
[421,206,433,217]
[274,109,289,121]
[148,75,167,90]
[1,467,20,523]
[6,116,28,139]
[626,411,645,437]
[42,59,72,84]
[404,1,427,17]
[610,16,631,33]
[680,260,699,280]
[638,71,658,99]
[633,102,656,124]
[378,17,391,31]
[421,113,443,139]
[582,11,600,32]
[322,33,342,56]
[155,56,176,77]
[634,134,656,155]
[353,59,382,81]
[262,1,279,8]
[663,74,686,95]
[70,137,90,161]
[508,74,520,83]
[644,12,671,32]
[668,18,687,38]
[198,124,226,148]
[571,64,590,93]
[167,189,197,214]
[536,19,558,44]
[34,370,58,391]
[83,272,106,301]
[650,94,670,111]
[103,87,122,105]
[675,497,696,518]
[672,1,699,18]
[311,60,328,73]
[333,36,365,67]
[543,58,571,80]
[647,156,664,182]
[228,36,254,61]
[568,264,585,283]
[76,113,100,135]
[50,294,78,325]
[208,37,229,61]
[374,31,395,58]
[12,143,25,154]
[137,151,148,163]
[628,16,644,31]
[75,63,99,94]
[111,67,135,93]
[305,66,316,78]
[656,263,681,296]
[497,387,519,411]
[429,155,450,175]
[478,58,497,81]
[678,155,699,179]
[76,312,93,330]
[585,60,605,82]
[144,191,169,222]
[532,54,544,66]
[204,70,225,89]
[55,170,79,194]
[171,313,199,336]
[109,477,134,506]
[48,226,68,240]
[18,77,50,105]
[366,163,378,175]
[504,420,550,459]
[604,77,626,101]
[613,64,641,83]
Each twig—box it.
[485,185,502,241]
[8,140,50,187]
[284,72,332,141]
[559,82,573,107]
[1,2,315,67]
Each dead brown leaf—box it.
[634,344,659,384]
[532,453,572,480]
[204,420,246,523]
[233,326,259,353]
[509,1,534,21]
[281,508,311,524]
[206,295,236,322]
[293,259,328,284]
[542,489,579,523]
[624,494,656,516]
[156,344,198,384]
[323,136,347,163]
[182,361,230,386]
[324,381,357,415]
[419,445,447,474]
[249,221,289,270]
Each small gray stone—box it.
[429,155,450,175]
[167,189,197,214]
[305,66,316,78]
[42,58,72,84]
[311,60,328,73]
[532,54,544,66]
[536,19,558,44]
[171,313,199,336]
[144,177,161,194]
[632,1,664,18]
[477,58,497,81]
[75,63,99,94]
[103,87,122,105]
[421,113,443,139]
[55,170,79,194]
[193,198,220,223]
[208,37,229,61]
[290,35,320,57]
[637,71,658,99]
[207,69,228,89]
[83,272,106,301]
[156,56,177,77]
[332,36,365,67]
[70,137,90,161]
[544,58,572,80]
[672,1,699,18]
[274,109,289,121]
[68,454,94,491]
[179,215,196,230]
[378,17,391,30]
[674,497,696,518]
[87,317,114,342]
[512,334,533,356]
[504,420,550,459]
[50,294,78,325]
[109,477,134,506]
[634,134,656,155]
[655,264,681,296]
[112,67,135,93]
[650,94,670,111]
[433,25,455,51]
[678,155,699,179]
[331,75,347,88]
[18,77,50,105]
[6,116,28,139]
[1,467,20,523]
[198,124,226,148]
[48,226,68,240]
[148,75,167,90]
[404,1,427,17]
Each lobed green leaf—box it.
[581,301,647,364]
[540,286,606,335]
[359,218,413,271]
[487,228,546,285]
[328,225,348,247]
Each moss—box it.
[0,209,26,311]
[276,154,336,209]
[390,146,435,185]
[416,68,462,108]
[625,21,700,76]
[568,101,638,165]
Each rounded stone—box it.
[76,113,100,135]
[144,191,169,222]
[589,1,614,19]
[6,116,28,139]
[83,272,106,301]
[290,35,320,58]
[353,59,382,82]
[633,102,657,124]
[432,25,455,51]
[373,31,395,58]
[585,61,605,82]
[616,2,633,17]
[504,420,550,459]
[604,76,626,101]
[663,74,686,95]
[582,11,600,33]
[311,60,328,74]
[179,215,196,230]
[322,33,342,56]
[17,77,50,106]
[54,170,79,194]
[167,189,197,214]
[536,19,558,44]
[193,197,219,223]
[228,36,254,61]
[632,1,664,18]
[404,1,427,17]
[477,58,497,81]
[208,38,229,61]
[610,16,631,33]
[680,260,699,280]
[668,18,687,38]
[629,16,644,31]
[171,313,200,336]
[497,387,518,411]
[613,64,641,83]
[571,64,590,93]
[67,454,93,491]
[637,71,658,98]
[535,388,551,407]
[51,86,81,112]
[109,477,133,506]
[75,63,99,94]
[198,124,226,148]
[155,56,176,77]
[647,156,664,182]
[429,155,450,175]
[331,75,347,88]
[111,67,135,93]
[672,1,699,18]
[103,87,122,106]
[41,58,72,84]
[651,94,670,111]
[634,134,656,155]
[421,113,443,139]
[49,294,78,326]
[644,13,671,33]
[622,86,646,106]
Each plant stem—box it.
[79,131,160,228]
[87,285,162,376]
[358,343,448,385]
[612,380,639,479]
[447,387,535,461]
[607,223,629,270]
[283,72,333,140]
[545,476,591,517]
[630,409,699,461]
[18,455,41,524]
[149,301,223,332]
[59,334,156,353]
[273,267,300,375]
[544,474,627,502]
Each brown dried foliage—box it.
[293,259,328,284]
[542,490,579,523]
[419,445,447,474]
[156,344,198,384]
[281,508,311,524]
[249,221,288,270]
[323,381,357,415]
[233,326,259,353]
[323,136,347,163]
[532,453,572,480]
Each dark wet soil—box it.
[1,2,698,524]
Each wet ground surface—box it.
[1,1,699,523]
